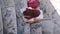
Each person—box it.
[20,7,43,24]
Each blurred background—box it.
[0,0,60,34]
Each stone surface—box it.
[0,0,60,34]
[1,0,17,34]
[0,5,3,34]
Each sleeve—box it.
[36,10,43,19]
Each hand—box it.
[26,18,41,24]
[33,18,41,23]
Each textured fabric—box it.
[20,8,43,22]
[23,9,40,19]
